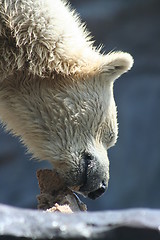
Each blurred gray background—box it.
[0,0,160,211]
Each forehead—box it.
[61,77,117,132]
[62,77,115,110]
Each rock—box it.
[0,204,160,240]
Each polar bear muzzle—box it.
[76,151,109,199]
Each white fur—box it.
[0,0,133,190]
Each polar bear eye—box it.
[106,131,117,149]
[108,131,115,142]
[101,127,117,149]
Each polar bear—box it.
[0,0,133,199]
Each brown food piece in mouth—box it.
[46,203,73,214]
[36,169,87,213]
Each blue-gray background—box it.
[0,0,160,211]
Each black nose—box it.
[88,184,106,200]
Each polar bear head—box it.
[14,51,132,199]
[49,52,134,199]
[0,47,133,200]
[0,0,133,200]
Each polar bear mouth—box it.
[79,181,107,200]
[87,184,106,200]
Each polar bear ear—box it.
[100,51,134,81]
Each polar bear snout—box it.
[58,148,109,200]
[77,151,109,199]
[79,176,108,200]
[87,182,107,200]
